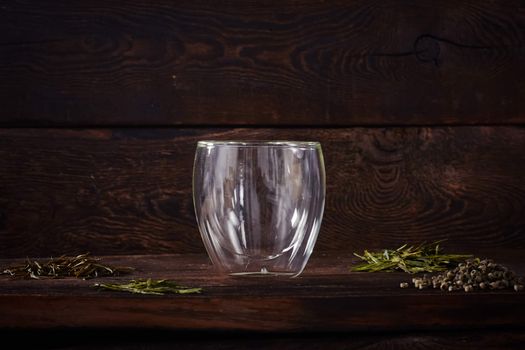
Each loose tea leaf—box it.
[352,241,472,273]
[94,279,202,295]
[1,253,134,280]
[407,258,524,292]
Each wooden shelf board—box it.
[1,253,524,332]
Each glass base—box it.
[229,267,296,277]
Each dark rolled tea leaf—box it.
[2,253,134,279]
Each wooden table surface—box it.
[1,252,524,333]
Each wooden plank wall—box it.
[0,1,524,257]
[1,0,524,126]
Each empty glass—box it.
[193,141,325,277]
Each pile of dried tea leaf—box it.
[403,258,524,292]
[352,241,472,273]
[1,253,134,280]
[94,279,202,295]
[2,254,203,296]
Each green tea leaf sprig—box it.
[94,279,202,295]
[352,241,472,273]
[2,253,134,280]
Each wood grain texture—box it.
[1,127,525,258]
[0,0,524,126]
[3,329,525,350]
[4,330,525,350]
[1,254,525,332]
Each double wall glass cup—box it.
[193,141,325,277]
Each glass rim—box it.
[197,140,321,148]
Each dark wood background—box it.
[1,0,524,126]
[1,127,525,258]
[0,0,524,258]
